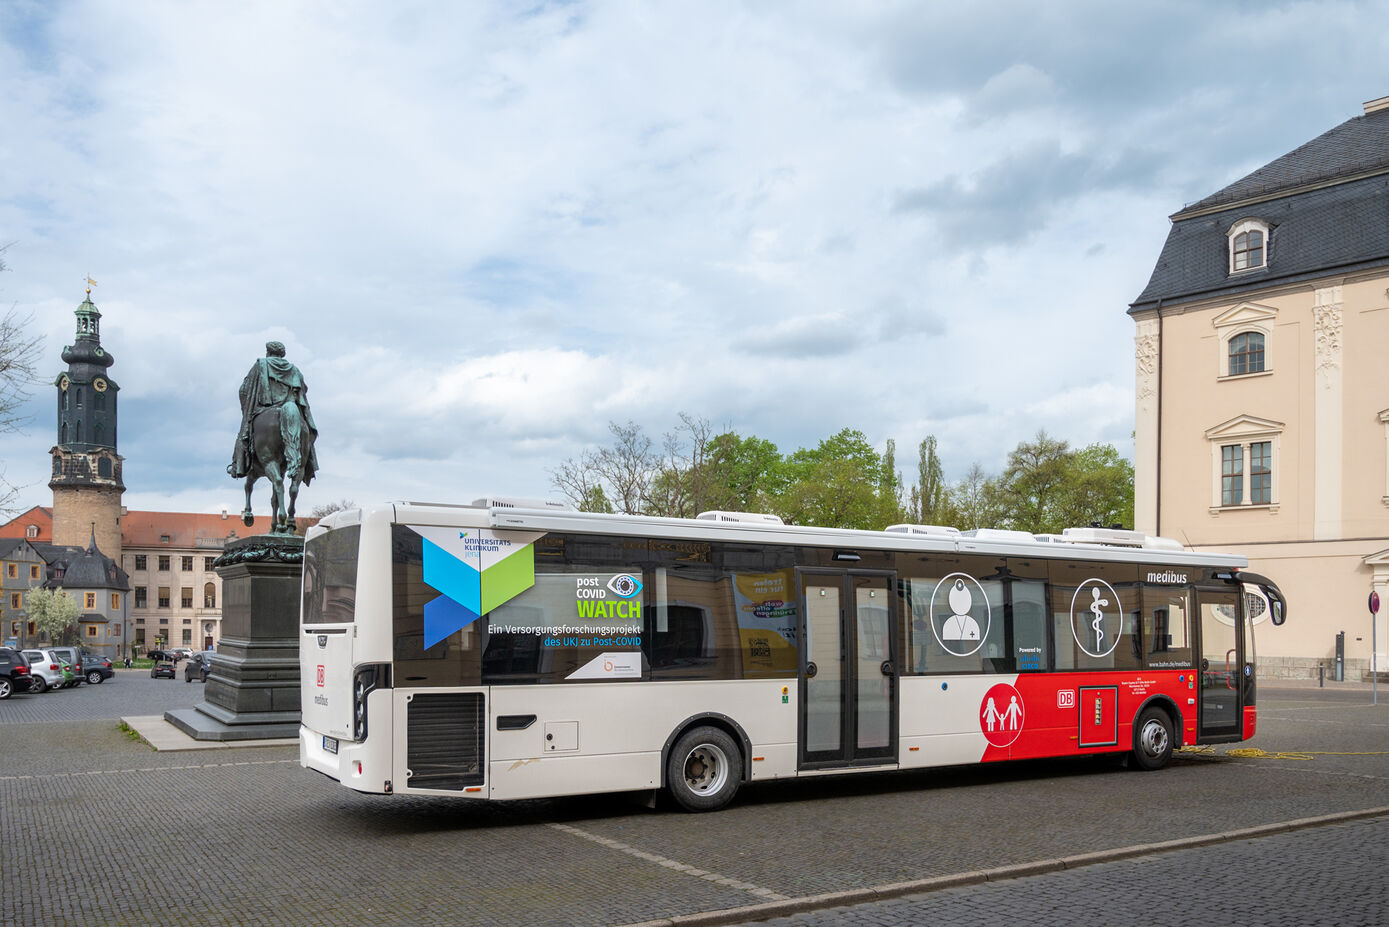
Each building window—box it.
[1221,445,1243,505]
[135,587,147,608]
[85,592,96,609]
[111,593,120,610]
[1228,219,1269,273]
[5,564,14,578]
[1206,415,1283,511]
[1250,441,1272,504]
[9,593,19,609]
[181,587,193,609]
[182,629,193,645]
[204,583,216,609]
[29,565,39,580]
[134,555,147,571]
[86,625,97,637]
[26,525,38,539]
[181,556,193,572]
[204,557,216,571]
[158,555,170,571]
[158,587,170,608]
[1228,332,1265,375]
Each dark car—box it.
[0,646,34,699]
[145,649,173,662]
[184,651,216,683]
[80,653,114,684]
[150,662,176,679]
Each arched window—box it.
[204,582,217,609]
[1228,219,1270,273]
[1228,332,1265,375]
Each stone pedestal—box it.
[166,535,303,741]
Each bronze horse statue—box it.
[239,404,312,533]
[230,342,318,535]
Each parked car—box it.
[23,648,77,693]
[0,646,34,699]
[184,651,216,683]
[145,649,173,662]
[79,653,114,684]
[48,646,86,685]
[150,662,176,679]
[170,647,194,661]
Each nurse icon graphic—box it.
[930,573,991,657]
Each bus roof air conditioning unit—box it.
[961,528,1037,544]
[1060,527,1146,547]
[885,524,961,537]
[696,511,785,526]
[473,497,574,512]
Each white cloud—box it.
[0,1,1381,517]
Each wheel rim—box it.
[683,742,730,795]
[1140,718,1170,758]
[88,672,100,684]
[0,680,10,697]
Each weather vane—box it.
[85,274,97,296]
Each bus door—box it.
[1196,587,1244,740]
[798,571,897,768]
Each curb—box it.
[618,805,1389,927]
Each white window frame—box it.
[1227,218,1270,274]
[1206,415,1284,513]
[1212,302,1277,379]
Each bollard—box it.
[1336,631,1346,682]
[1319,663,1325,687]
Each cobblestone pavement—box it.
[1,683,1386,927]
[1,666,206,724]
[726,817,1389,927]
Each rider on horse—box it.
[229,342,318,529]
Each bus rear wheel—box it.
[1131,707,1174,771]
[666,726,741,812]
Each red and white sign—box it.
[1057,689,1076,709]
[980,683,1025,748]
[316,665,325,687]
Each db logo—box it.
[316,665,325,687]
[1057,689,1076,708]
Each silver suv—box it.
[22,648,78,693]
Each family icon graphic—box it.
[941,579,981,641]
[980,683,1025,748]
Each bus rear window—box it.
[302,526,361,625]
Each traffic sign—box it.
[1372,591,1381,616]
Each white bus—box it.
[299,500,1286,812]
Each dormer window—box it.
[1228,219,1270,273]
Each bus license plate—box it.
[322,735,338,755]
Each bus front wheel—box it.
[666,726,742,812]
[1131,707,1174,771]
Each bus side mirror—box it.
[1271,599,1285,626]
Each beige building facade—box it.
[1132,97,1389,679]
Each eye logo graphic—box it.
[607,574,643,598]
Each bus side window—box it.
[1009,580,1048,673]
[1142,586,1193,669]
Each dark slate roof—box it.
[1131,168,1389,312]
[1182,105,1389,213]
[0,538,28,559]
[32,539,130,591]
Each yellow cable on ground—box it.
[1180,746,1389,761]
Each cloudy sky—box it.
[2,1,1385,517]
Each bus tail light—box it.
[352,664,391,742]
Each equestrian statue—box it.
[228,341,319,534]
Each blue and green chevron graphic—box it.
[410,526,541,648]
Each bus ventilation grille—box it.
[406,693,485,790]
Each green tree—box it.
[992,431,1075,533]
[28,587,80,646]
[1056,443,1135,530]
[910,435,948,525]
[949,462,1002,530]
[702,432,785,513]
[0,245,45,515]
[778,428,901,529]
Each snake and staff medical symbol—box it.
[1070,579,1122,658]
[1089,586,1109,651]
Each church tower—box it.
[49,287,124,558]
